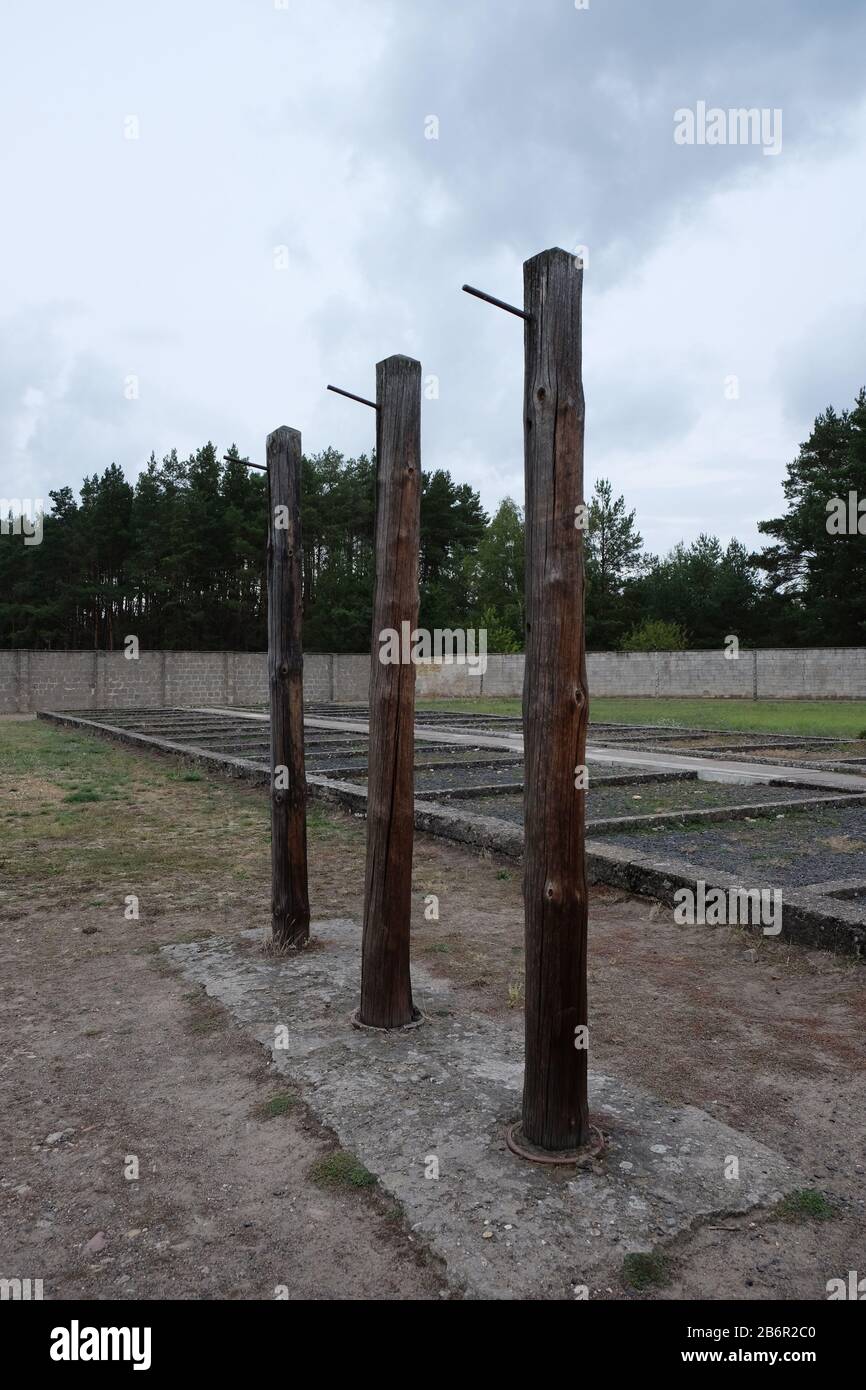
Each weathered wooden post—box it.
[360,355,422,1027]
[266,425,310,950]
[325,360,423,1029]
[518,248,589,1154]
[464,248,590,1156]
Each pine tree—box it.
[756,389,866,644]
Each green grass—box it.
[775,1188,835,1222]
[63,786,102,803]
[255,1093,296,1120]
[621,1249,673,1291]
[308,1150,376,1190]
[417,696,866,738]
[416,697,523,717]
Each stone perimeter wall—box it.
[2,647,865,713]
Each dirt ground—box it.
[2,717,865,1300]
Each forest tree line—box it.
[2,389,865,652]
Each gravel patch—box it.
[444,779,840,827]
[598,803,866,889]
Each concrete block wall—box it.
[28,651,103,711]
[162,651,247,708]
[233,653,268,705]
[415,661,485,698]
[331,654,369,703]
[0,652,18,712]
[755,647,866,699]
[481,653,525,697]
[586,651,655,697]
[3,647,866,713]
[588,650,756,699]
[655,650,748,698]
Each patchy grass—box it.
[775,1188,835,1222]
[184,1000,226,1035]
[255,1093,296,1120]
[621,1248,673,1291]
[417,696,866,738]
[0,719,348,908]
[63,787,102,803]
[308,1150,376,1191]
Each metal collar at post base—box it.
[505,1121,606,1167]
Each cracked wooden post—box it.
[267,425,310,950]
[358,356,422,1028]
[517,247,590,1153]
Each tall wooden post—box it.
[267,425,310,950]
[519,248,590,1153]
[358,356,422,1028]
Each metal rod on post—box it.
[514,247,591,1157]
[326,384,379,411]
[266,425,310,950]
[357,355,422,1028]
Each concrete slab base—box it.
[163,919,800,1300]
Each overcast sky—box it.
[2,0,865,556]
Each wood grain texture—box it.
[358,356,422,1028]
[521,248,590,1150]
[267,426,310,949]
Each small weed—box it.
[64,788,101,803]
[775,1188,835,1222]
[187,1011,223,1035]
[308,1150,376,1191]
[507,979,524,1008]
[255,1093,296,1120]
[184,996,224,1035]
[622,1249,672,1291]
